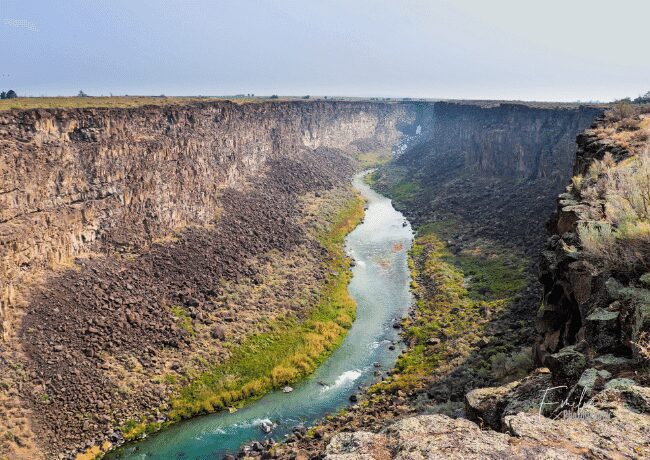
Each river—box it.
[110,171,413,459]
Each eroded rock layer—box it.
[537,110,650,376]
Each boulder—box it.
[594,385,650,413]
[585,307,620,352]
[570,368,611,399]
[639,272,650,289]
[210,325,226,341]
[604,378,636,390]
[505,396,650,459]
[327,415,582,459]
[464,381,517,430]
[567,260,597,306]
[546,346,587,383]
[501,368,554,418]
[325,431,390,460]
[605,277,624,300]
[593,354,636,375]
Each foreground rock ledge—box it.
[325,405,649,460]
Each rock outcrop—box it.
[325,403,649,459]
[536,112,650,373]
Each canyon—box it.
[280,104,650,460]
[1,99,648,460]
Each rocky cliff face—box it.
[0,101,409,339]
[0,100,414,458]
[537,112,650,368]
[379,102,603,252]
[401,102,601,180]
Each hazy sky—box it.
[1,0,648,101]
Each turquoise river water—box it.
[110,171,413,459]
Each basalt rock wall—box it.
[537,118,650,365]
[379,102,603,251]
[0,101,411,338]
[399,102,603,181]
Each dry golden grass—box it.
[0,96,212,111]
[0,96,379,111]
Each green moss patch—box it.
[355,149,393,170]
[170,306,195,336]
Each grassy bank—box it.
[121,193,365,440]
[371,219,529,394]
[364,169,421,201]
[354,149,393,170]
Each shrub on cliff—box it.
[608,101,639,122]
[490,347,533,381]
[634,91,650,104]
[578,148,650,272]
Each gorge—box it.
[1,98,648,460]
[109,171,413,459]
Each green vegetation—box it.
[355,149,393,170]
[371,220,528,393]
[121,194,365,439]
[170,306,195,336]
[121,418,151,441]
[417,219,462,241]
[366,169,421,201]
[388,180,420,201]
[0,90,17,100]
[453,248,527,301]
[364,169,381,186]
[634,91,650,104]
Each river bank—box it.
[103,172,413,459]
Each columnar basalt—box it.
[0,100,413,458]
[375,102,604,251]
[0,101,409,339]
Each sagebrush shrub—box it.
[579,149,650,272]
[608,102,639,122]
